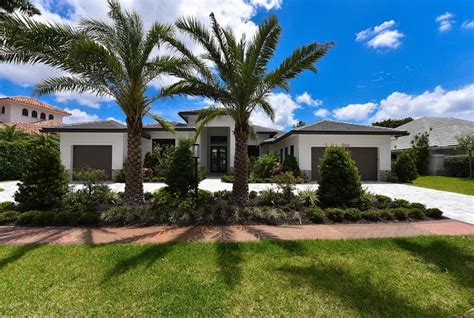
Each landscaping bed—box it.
[0,236,472,316]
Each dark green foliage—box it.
[214,190,232,200]
[317,146,362,208]
[411,131,431,175]
[410,202,426,211]
[249,191,258,199]
[343,208,362,221]
[374,195,393,209]
[325,208,345,222]
[62,186,115,213]
[257,188,285,206]
[297,189,318,207]
[0,141,29,180]
[392,208,409,221]
[0,201,16,212]
[0,0,41,15]
[372,117,413,128]
[73,168,107,193]
[0,211,19,224]
[14,135,68,210]
[394,150,418,183]
[426,208,443,218]
[15,210,55,226]
[281,155,301,176]
[143,144,175,180]
[100,205,155,225]
[14,210,98,226]
[251,154,278,179]
[221,174,235,183]
[306,207,324,223]
[273,171,296,200]
[379,210,395,220]
[165,139,196,196]
[408,209,425,220]
[388,199,411,209]
[444,155,469,177]
[361,210,380,222]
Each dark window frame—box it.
[48,114,54,120]
[1,106,5,114]
[32,110,38,118]
[290,145,294,156]
[40,112,46,120]
[210,136,227,144]
[22,108,29,116]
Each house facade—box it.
[391,117,474,175]
[43,109,407,181]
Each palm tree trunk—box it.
[232,124,249,206]
[125,118,144,204]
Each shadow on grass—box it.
[0,244,41,269]
[395,238,474,290]
[244,226,309,256]
[215,242,242,289]
[279,262,450,317]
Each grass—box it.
[0,236,473,316]
[410,175,474,195]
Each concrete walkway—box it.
[1,179,473,224]
[0,220,472,244]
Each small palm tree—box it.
[0,0,186,203]
[162,14,333,205]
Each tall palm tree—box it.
[162,13,333,205]
[0,0,186,203]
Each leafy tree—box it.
[293,120,306,128]
[411,130,431,175]
[14,134,68,210]
[372,117,413,128]
[394,150,418,183]
[281,155,300,176]
[0,124,29,142]
[161,13,333,205]
[165,139,196,196]
[0,0,187,203]
[0,0,40,16]
[317,146,362,208]
[0,124,31,180]
[456,134,474,178]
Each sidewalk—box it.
[1,220,473,245]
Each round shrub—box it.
[281,155,301,177]
[16,211,55,226]
[443,155,469,177]
[221,174,235,183]
[307,207,325,223]
[325,208,345,222]
[343,208,362,221]
[317,146,362,208]
[374,195,392,209]
[425,208,443,219]
[251,154,278,179]
[379,210,395,221]
[392,208,409,221]
[0,211,19,225]
[408,208,425,220]
[388,199,411,209]
[0,201,16,212]
[394,151,418,183]
[361,210,380,222]
[214,190,232,200]
[410,202,426,211]
[165,139,196,196]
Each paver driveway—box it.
[1,179,473,224]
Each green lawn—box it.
[410,176,474,195]
[1,237,473,316]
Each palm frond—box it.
[34,76,111,97]
[193,107,230,141]
[147,113,176,134]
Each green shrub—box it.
[251,155,278,179]
[197,189,214,205]
[343,208,362,221]
[0,140,29,180]
[16,210,55,226]
[165,139,196,197]
[394,150,418,183]
[388,199,411,209]
[374,195,393,209]
[245,206,286,225]
[0,201,16,212]
[272,172,296,200]
[426,208,443,218]
[410,202,426,211]
[408,208,425,220]
[392,208,409,221]
[112,168,126,182]
[379,210,395,220]
[297,189,318,207]
[325,208,345,222]
[306,207,325,223]
[281,155,301,177]
[100,205,155,225]
[361,210,380,222]
[221,174,235,183]
[443,155,469,177]
[249,190,258,199]
[411,131,431,175]
[15,135,69,210]
[317,146,362,208]
[214,190,232,200]
[257,188,284,206]
[0,211,19,224]
[62,185,116,213]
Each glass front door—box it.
[210,146,227,173]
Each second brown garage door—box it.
[311,147,378,181]
[73,145,113,180]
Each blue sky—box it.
[0,0,473,129]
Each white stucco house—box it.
[43,108,407,181]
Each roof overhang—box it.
[41,127,151,139]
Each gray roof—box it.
[43,120,126,132]
[392,117,474,150]
[250,124,280,134]
[262,120,408,144]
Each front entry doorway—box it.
[210,146,227,173]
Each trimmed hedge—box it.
[444,155,469,177]
[3,210,99,226]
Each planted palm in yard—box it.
[0,0,186,203]
[161,14,333,205]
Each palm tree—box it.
[161,14,333,205]
[0,0,186,203]
[0,0,40,16]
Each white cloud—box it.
[314,108,329,118]
[333,102,377,121]
[461,20,474,29]
[250,0,282,10]
[0,63,66,87]
[356,20,404,49]
[436,12,455,32]
[250,92,300,130]
[63,108,100,124]
[295,92,322,107]
[370,84,474,122]
[54,91,113,109]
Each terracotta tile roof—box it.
[0,120,63,134]
[1,96,71,116]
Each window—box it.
[152,138,175,149]
[290,145,294,156]
[285,147,288,158]
[279,148,283,162]
[1,106,4,114]
[40,112,46,120]
[247,145,259,158]
[210,136,227,144]
[22,108,29,116]
[48,114,54,120]
[32,110,38,118]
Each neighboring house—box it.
[391,117,474,175]
[0,96,70,133]
[43,109,407,181]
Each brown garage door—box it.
[311,147,378,181]
[73,145,112,180]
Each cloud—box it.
[106,116,126,125]
[370,84,474,122]
[461,20,474,29]
[295,92,322,107]
[63,108,100,124]
[356,20,404,49]
[314,108,329,118]
[250,0,282,10]
[436,12,455,32]
[250,92,300,130]
[54,91,113,109]
[0,63,66,87]
[333,102,377,121]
